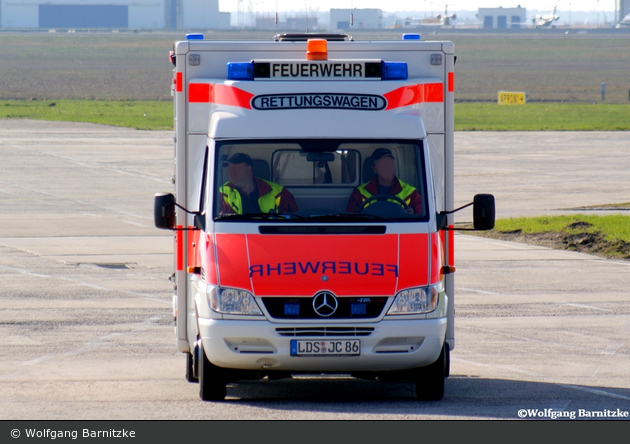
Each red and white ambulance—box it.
[155,33,494,401]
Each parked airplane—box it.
[616,13,630,28]
[532,2,560,28]
[404,5,457,28]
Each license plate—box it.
[290,340,360,356]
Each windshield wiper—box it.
[215,212,308,221]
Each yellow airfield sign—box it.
[498,91,527,105]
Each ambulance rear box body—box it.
[155,34,494,401]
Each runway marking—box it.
[123,220,152,228]
[452,358,543,377]
[548,400,571,411]
[0,265,50,279]
[457,325,592,352]
[5,143,171,185]
[586,259,630,267]
[0,264,170,304]
[458,287,500,295]
[601,343,624,355]
[559,385,630,402]
[5,315,169,375]
[0,179,153,221]
[62,316,166,357]
[456,235,531,250]
[558,302,612,312]
[21,355,54,366]
[453,357,630,401]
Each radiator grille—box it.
[276,327,374,337]
[262,297,387,319]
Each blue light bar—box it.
[186,33,204,40]
[402,33,421,40]
[351,303,367,315]
[227,62,254,80]
[381,62,408,80]
[284,303,300,316]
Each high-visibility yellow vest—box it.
[220,179,284,214]
[357,179,416,208]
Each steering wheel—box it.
[358,194,410,212]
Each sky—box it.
[218,1,616,13]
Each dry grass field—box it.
[0,30,629,103]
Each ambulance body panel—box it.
[156,34,493,401]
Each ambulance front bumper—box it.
[197,317,446,372]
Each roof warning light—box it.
[306,39,328,60]
[402,33,421,40]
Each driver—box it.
[219,153,298,215]
[346,148,422,214]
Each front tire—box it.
[199,343,227,401]
[186,351,198,383]
[414,344,447,401]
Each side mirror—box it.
[194,213,206,232]
[473,194,495,231]
[154,193,176,230]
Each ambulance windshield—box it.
[212,139,429,222]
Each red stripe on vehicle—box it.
[448,227,455,265]
[430,232,443,284]
[396,233,430,291]
[439,227,455,276]
[187,229,200,269]
[176,226,184,271]
[201,233,218,285]
[215,233,252,291]
[213,84,254,109]
[448,72,454,92]
[383,84,422,110]
[383,83,444,110]
[188,83,254,109]
[175,72,183,93]
[189,83,209,102]
[424,83,444,102]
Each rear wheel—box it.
[415,344,447,401]
[199,343,227,401]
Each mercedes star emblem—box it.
[312,292,338,317]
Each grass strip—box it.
[0,99,172,130]
[482,214,630,260]
[455,103,630,131]
[494,214,630,241]
[2,101,630,132]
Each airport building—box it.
[0,0,230,29]
[478,6,526,29]
[329,8,382,31]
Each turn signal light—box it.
[306,39,328,60]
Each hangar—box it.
[0,0,230,29]
[478,6,526,29]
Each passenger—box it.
[219,153,298,215]
[346,148,422,214]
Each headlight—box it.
[208,287,263,315]
[387,283,443,315]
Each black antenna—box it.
[305,0,309,33]
[350,0,354,28]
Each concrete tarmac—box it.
[0,120,628,420]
